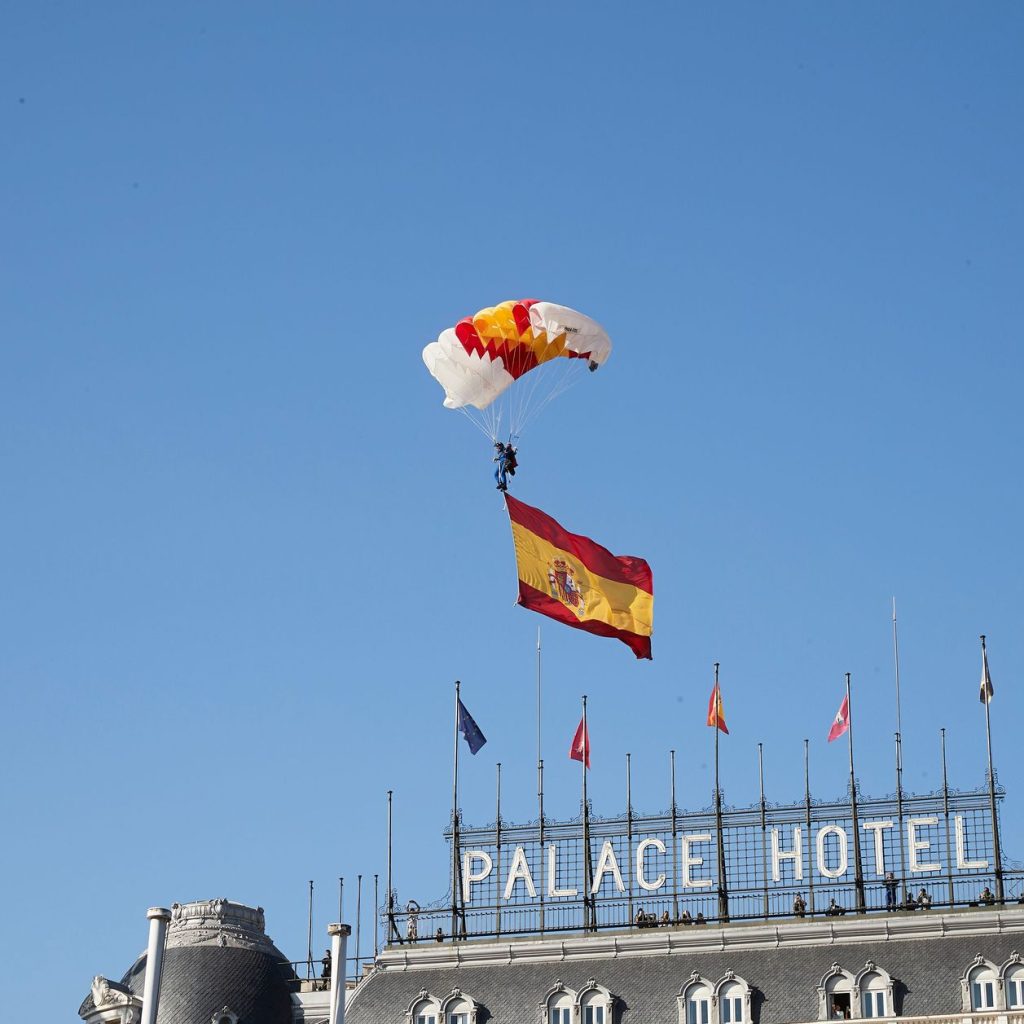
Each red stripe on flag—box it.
[517,581,652,660]
[505,495,653,591]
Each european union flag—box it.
[457,698,487,754]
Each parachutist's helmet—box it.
[494,442,504,449]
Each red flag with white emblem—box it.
[828,693,850,742]
[569,715,591,768]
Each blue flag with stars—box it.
[457,698,487,754]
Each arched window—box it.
[1004,955,1024,1010]
[818,964,855,1021]
[962,956,1000,1012]
[852,962,896,1020]
[439,987,480,1024]
[541,981,576,1024]
[858,972,887,1018]
[408,990,441,1024]
[718,979,746,1024]
[578,979,615,1024]
[682,974,714,1024]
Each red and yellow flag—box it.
[707,682,729,734]
[505,494,653,659]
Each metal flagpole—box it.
[671,749,680,923]
[581,694,595,931]
[495,762,502,938]
[804,739,815,915]
[373,874,379,959]
[306,880,314,980]
[452,680,466,937]
[941,728,955,908]
[713,663,728,922]
[626,752,634,927]
[893,599,908,899]
[538,759,545,936]
[537,627,542,772]
[537,629,545,935]
[355,875,362,977]
[980,635,1004,902]
[386,791,396,943]
[759,743,769,919]
[845,673,866,912]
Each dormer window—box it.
[1000,954,1024,1010]
[680,972,753,1024]
[408,990,441,1024]
[720,980,745,1024]
[579,979,615,1024]
[859,974,887,1018]
[439,988,480,1024]
[542,981,576,1024]
[682,977,713,1024]
[969,963,998,1010]
[818,964,855,1021]
[414,1004,437,1024]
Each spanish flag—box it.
[505,494,653,659]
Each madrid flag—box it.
[505,494,653,659]
[569,715,591,768]
[827,693,850,742]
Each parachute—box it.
[422,299,612,441]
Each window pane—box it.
[733,998,744,1023]
[687,1003,696,1024]
[702,1001,709,1024]
[595,1009,604,1024]
[1008,980,1021,1009]
[723,999,731,1024]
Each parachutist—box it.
[493,442,517,492]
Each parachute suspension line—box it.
[456,406,498,444]
[512,359,589,437]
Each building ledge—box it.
[375,906,1024,972]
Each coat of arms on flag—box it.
[505,494,653,659]
[548,558,586,617]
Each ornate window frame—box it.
[854,962,895,1019]
[439,987,481,1024]
[679,971,715,1024]
[1002,953,1024,1010]
[961,954,1002,1012]
[539,981,577,1024]
[407,989,442,1024]
[715,971,753,1024]
[818,963,856,1021]
[578,978,615,1024]
[81,975,143,1024]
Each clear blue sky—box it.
[2,2,1023,1015]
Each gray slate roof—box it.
[345,928,1024,1024]
[80,942,296,1024]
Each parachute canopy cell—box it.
[422,299,612,412]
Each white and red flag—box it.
[569,715,591,768]
[980,643,994,704]
[827,693,850,742]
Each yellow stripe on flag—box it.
[511,519,653,636]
